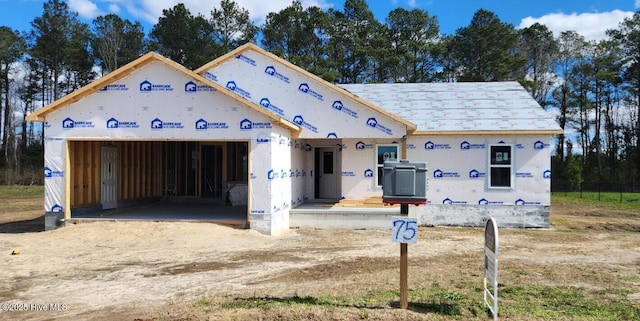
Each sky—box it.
[0,0,639,42]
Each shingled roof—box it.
[339,81,562,135]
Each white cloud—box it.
[518,10,634,42]
[123,0,334,26]
[68,0,103,19]
[107,4,120,14]
[637,0,640,9]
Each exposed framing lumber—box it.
[64,140,71,220]
[68,141,165,209]
[65,140,249,224]
[412,129,563,135]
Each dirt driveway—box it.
[1,199,639,320]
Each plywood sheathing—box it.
[336,197,398,208]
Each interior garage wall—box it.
[68,141,163,209]
[117,141,163,202]
[68,141,100,208]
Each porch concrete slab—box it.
[289,203,402,229]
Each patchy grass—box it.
[0,185,44,198]
[155,280,638,320]
[135,197,640,320]
[222,286,470,315]
[552,193,640,211]
[0,185,43,221]
[499,284,640,320]
[3,187,639,320]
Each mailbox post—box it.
[383,160,427,309]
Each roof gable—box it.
[195,43,417,138]
[26,52,299,134]
[340,82,563,135]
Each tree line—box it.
[0,0,638,188]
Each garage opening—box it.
[70,141,248,226]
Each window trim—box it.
[375,144,399,187]
[487,144,514,189]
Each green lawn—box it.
[552,192,640,211]
[0,185,44,198]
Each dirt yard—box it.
[1,196,639,321]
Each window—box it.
[323,151,334,174]
[376,144,399,187]
[488,144,513,189]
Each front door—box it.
[101,145,118,210]
[317,147,338,199]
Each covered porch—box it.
[290,197,401,229]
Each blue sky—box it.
[0,0,638,41]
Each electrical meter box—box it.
[382,159,428,205]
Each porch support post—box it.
[64,139,71,221]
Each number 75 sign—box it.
[392,217,418,243]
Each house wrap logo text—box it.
[140,80,173,92]
[298,83,324,101]
[62,117,94,129]
[264,66,291,83]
